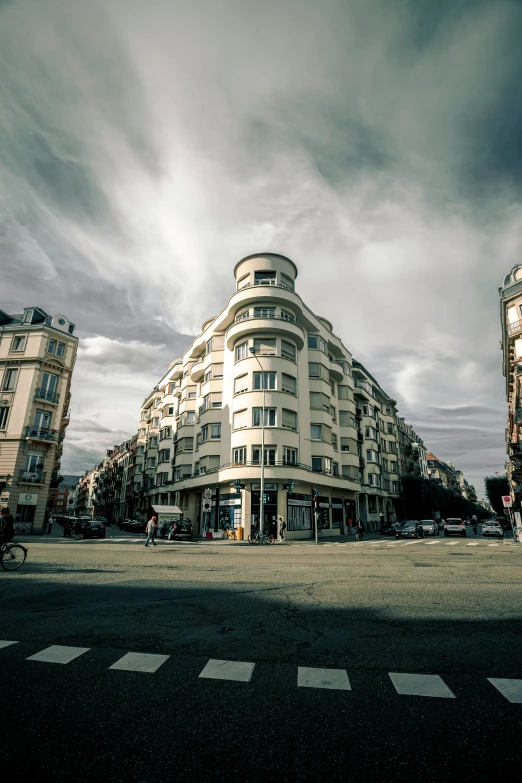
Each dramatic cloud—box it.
[2,0,521,492]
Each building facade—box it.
[0,307,77,533]
[51,474,81,516]
[397,417,428,479]
[499,265,522,507]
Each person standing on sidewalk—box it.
[279,516,286,541]
[144,515,158,547]
[47,517,53,535]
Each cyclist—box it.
[0,507,15,545]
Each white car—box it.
[420,519,439,536]
[482,520,504,538]
[444,518,466,537]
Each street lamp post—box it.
[250,348,265,540]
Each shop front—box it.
[218,493,242,530]
[251,483,278,538]
[287,493,312,537]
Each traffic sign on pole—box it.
[502,495,513,508]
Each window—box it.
[332,462,339,477]
[237,274,249,290]
[236,342,249,361]
[234,374,248,394]
[389,442,397,453]
[368,495,377,512]
[330,407,336,422]
[252,446,276,465]
[204,370,211,383]
[280,272,294,290]
[390,462,397,473]
[382,458,389,471]
[324,458,332,474]
[254,372,276,390]
[11,336,25,351]
[188,391,197,399]
[310,392,330,410]
[332,433,338,450]
[283,447,298,465]
[363,404,375,417]
[233,447,247,464]
[211,423,221,439]
[213,364,224,378]
[47,339,57,355]
[330,381,336,397]
[338,385,349,400]
[2,369,18,391]
[236,309,250,321]
[366,449,379,463]
[381,440,387,452]
[309,362,321,378]
[253,337,276,355]
[311,424,322,440]
[56,342,65,358]
[282,408,297,430]
[339,411,350,426]
[139,445,145,454]
[211,392,222,408]
[201,425,209,442]
[281,340,296,360]
[0,407,9,430]
[365,426,378,440]
[308,334,318,349]
[205,338,213,354]
[280,309,294,322]
[149,436,158,447]
[340,437,351,452]
[253,307,275,319]
[233,409,248,430]
[254,270,276,285]
[187,411,195,425]
[392,481,399,492]
[168,382,177,394]
[386,405,392,415]
[387,422,393,433]
[149,457,156,468]
[152,417,160,427]
[281,373,296,394]
[312,456,323,472]
[253,408,276,426]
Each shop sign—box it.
[288,499,312,507]
[18,492,38,506]
[331,503,343,509]
[318,502,330,508]
[252,483,278,491]
[219,498,241,506]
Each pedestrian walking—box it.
[379,512,385,532]
[144,515,158,547]
[47,517,53,535]
[347,518,353,536]
[279,516,286,541]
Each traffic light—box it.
[283,481,295,493]
[312,488,318,512]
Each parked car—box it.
[129,520,147,534]
[420,519,439,537]
[380,522,400,536]
[395,520,424,539]
[80,520,106,539]
[444,518,466,537]
[168,519,193,541]
[482,520,504,538]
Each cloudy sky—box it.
[2,0,521,496]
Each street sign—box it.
[502,495,513,508]
[18,492,38,506]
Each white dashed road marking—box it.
[389,673,456,698]
[488,544,500,547]
[109,652,170,673]
[0,640,18,650]
[446,542,460,546]
[298,667,351,691]
[27,645,90,664]
[467,543,479,547]
[199,659,255,682]
[488,678,522,703]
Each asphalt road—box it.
[1,530,521,782]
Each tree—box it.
[484,475,510,516]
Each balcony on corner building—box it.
[226,313,305,350]
[19,468,46,484]
[25,426,57,442]
[34,388,60,405]
[508,319,522,337]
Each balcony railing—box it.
[232,313,304,332]
[25,426,57,441]
[354,380,374,397]
[19,468,46,484]
[508,320,522,336]
[35,388,60,404]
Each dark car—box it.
[380,522,400,536]
[395,520,424,539]
[80,520,106,539]
[129,520,147,534]
[168,519,193,541]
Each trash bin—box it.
[237,526,244,541]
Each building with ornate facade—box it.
[499,265,522,507]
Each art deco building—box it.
[499,265,522,505]
[0,307,77,533]
[139,252,403,537]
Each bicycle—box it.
[248,531,274,545]
[0,540,28,571]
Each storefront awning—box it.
[151,505,182,515]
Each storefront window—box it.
[317,496,330,529]
[331,498,343,528]
[287,493,312,531]
[218,493,242,529]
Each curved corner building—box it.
[139,253,403,538]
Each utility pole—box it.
[250,348,265,539]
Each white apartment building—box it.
[131,253,402,537]
[0,307,77,533]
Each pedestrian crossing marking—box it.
[488,678,522,703]
[27,645,90,665]
[446,542,460,546]
[0,640,18,650]
[425,541,440,545]
[389,673,455,699]
[109,652,169,673]
[488,544,500,547]
[297,667,351,691]
[466,543,479,547]
[199,659,255,682]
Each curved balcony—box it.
[228,284,305,321]
[190,360,205,383]
[329,359,344,382]
[226,315,305,350]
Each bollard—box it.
[237,526,244,541]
